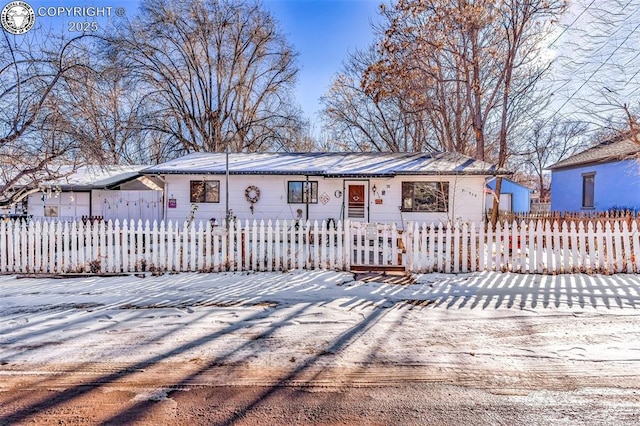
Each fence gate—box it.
[348,222,405,270]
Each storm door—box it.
[346,183,367,221]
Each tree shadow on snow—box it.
[0,271,397,424]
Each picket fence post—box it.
[337,220,344,270]
[586,222,595,272]
[612,221,623,273]
[632,222,640,273]
[620,221,631,273]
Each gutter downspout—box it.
[162,177,168,221]
[305,175,309,221]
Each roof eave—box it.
[394,170,512,176]
[142,170,325,176]
[547,156,629,171]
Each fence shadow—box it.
[419,272,640,310]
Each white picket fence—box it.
[0,218,639,275]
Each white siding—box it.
[367,175,486,225]
[164,175,345,223]
[485,192,512,212]
[28,192,91,220]
[28,190,163,222]
[162,174,487,225]
[92,190,163,223]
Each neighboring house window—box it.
[288,181,318,203]
[401,181,449,212]
[582,173,595,209]
[44,206,59,217]
[190,180,220,203]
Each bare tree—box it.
[589,94,640,146]
[549,0,640,131]
[52,40,167,165]
[364,0,566,226]
[111,0,304,154]
[516,119,588,202]
[321,46,433,153]
[0,32,91,209]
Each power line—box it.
[550,0,638,96]
[547,0,597,48]
[545,2,640,126]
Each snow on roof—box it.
[547,136,640,170]
[40,165,147,189]
[143,152,510,177]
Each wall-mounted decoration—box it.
[168,198,177,208]
[245,185,260,214]
[320,192,330,205]
[245,186,260,204]
[334,190,342,198]
[44,206,58,217]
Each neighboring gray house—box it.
[548,135,640,212]
[142,151,510,226]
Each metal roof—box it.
[142,152,510,177]
[548,136,640,170]
[35,165,147,190]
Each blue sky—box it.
[262,0,381,128]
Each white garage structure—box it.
[27,166,164,223]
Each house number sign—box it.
[366,224,377,239]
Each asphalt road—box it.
[1,359,639,425]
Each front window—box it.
[401,181,449,212]
[288,181,318,203]
[582,173,595,209]
[190,180,220,203]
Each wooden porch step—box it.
[353,270,415,285]
[350,265,407,274]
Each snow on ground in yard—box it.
[0,270,639,389]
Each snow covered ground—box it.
[0,270,638,372]
[0,270,639,423]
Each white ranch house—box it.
[143,152,510,226]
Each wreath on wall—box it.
[245,185,260,204]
